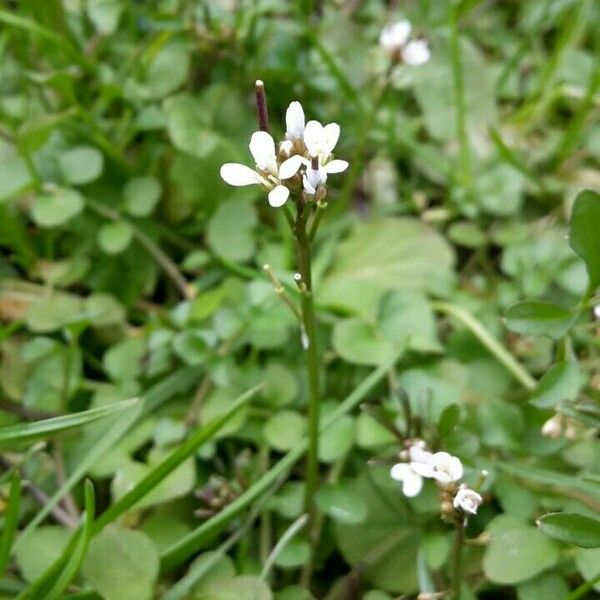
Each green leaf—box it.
[319,218,454,318]
[483,519,559,584]
[86,0,123,34]
[208,200,257,262]
[316,482,367,524]
[447,221,487,248]
[82,526,159,600]
[123,177,161,217]
[262,363,298,407]
[14,526,71,582]
[538,512,600,548]
[530,361,585,408]
[30,188,84,228]
[569,189,600,290]
[0,152,32,201]
[97,221,133,254]
[504,301,577,339]
[0,397,137,448]
[575,547,600,593]
[59,146,103,185]
[163,94,222,159]
[194,575,272,600]
[332,318,396,366]
[263,410,307,452]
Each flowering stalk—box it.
[220,83,349,565]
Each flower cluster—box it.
[379,20,430,66]
[390,440,483,516]
[220,88,348,208]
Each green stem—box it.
[449,4,471,190]
[294,197,322,584]
[452,518,465,599]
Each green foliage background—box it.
[0,0,599,599]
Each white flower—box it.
[303,120,349,179]
[379,20,430,66]
[594,304,600,320]
[303,166,327,196]
[220,131,303,207]
[453,485,483,515]
[401,39,430,66]
[379,20,412,53]
[390,441,435,498]
[412,451,463,485]
[285,101,305,140]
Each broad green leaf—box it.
[575,547,600,592]
[334,471,419,593]
[194,575,272,600]
[319,218,454,318]
[504,301,577,339]
[24,294,83,333]
[86,0,123,34]
[0,152,32,201]
[82,526,159,600]
[530,361,585,408]
[538,512,600,548]
[332,318,396,366]
[208,199,257,263]
[97,221,133,255]
[14,527,70,582]
[483,518,559,584]
[123,177,161,217]
[264,410,307,452]
[0,397,137,448]
[447,221,487,248]
[163,94,222,159]
[569,189,600,290]
[316,482,368,524]
[517,573,569,600]
[319,412,354,463]
[30,188,84,228]
[262,363,298,407]
[59,146,103,185]
[274,539,311,570]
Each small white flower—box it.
[541,413,563,438]
[303,166,327,196]
[390,462,424,497]
[220,131,303,207]
[594,304,600,320]
[390,441,435,498]
[412,451,463,484]
[285,101,305,140]
[401,39,430,66]
[302,120,349,186]
[453,485,483,515]
[379,20,412,53]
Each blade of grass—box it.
[432,301,536,390]
[260,514,308,581]
[566,571,600,600]
[93,384,263,531]
[44,481,95,600]
[0,398,138,448]
[0,472,21,577]
[160,350,403,572]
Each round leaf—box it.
[537,512,600,548]
[504,301,577,339]
[264,411,306,452]
[124,177,162,217]
[97,221,133,254]
[31,188,84,228]
[59,145,104,185]
[82,526,159,600]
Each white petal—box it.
[379,20,411,51]
[279,154,303,179]
[285,101,305,140]
[268,185,289,207]
[402,471,423,497]
[402,39,430,66]
[249,131,278,174]
[302,174,316,196]
[324,159,349,174]
[410,461,436,479]
[220,163,262,187]
[432,452,463,482]
[322,123,340,155]
[390,463,411,482]
[303,120,324,157]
